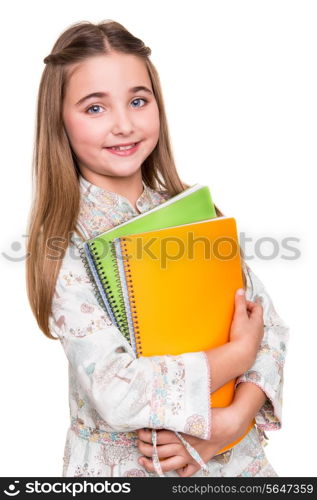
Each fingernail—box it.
[237,288,245,296]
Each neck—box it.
[79,168,144,212]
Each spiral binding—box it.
[88,240,131,344]
[78,245,109,314]
[120,237,143,357]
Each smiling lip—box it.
[105,141,141,156]
[107,141,139,147]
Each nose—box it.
[111,107,134,135]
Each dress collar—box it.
[77,173,170,239]
[79,173,156,214]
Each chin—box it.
[107,165,143,178]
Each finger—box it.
[234,288,248,316]
[246,300,257,308]
[246,301,262,318]
[246,299,262,310]
[246,301,254,315]
[137,428,152,443]
[137,440,153,457]
[137,428,178,445]
[138,456,155,472]
[139,455,189,473]
[249,302,264,319]
[176,463,200,477]
[138,442,183,459]
[155,430,180,445]
[245,296,263,311]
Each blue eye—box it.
[86,105,103,114]
[131,98,147,108]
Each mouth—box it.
[104,141,141,156]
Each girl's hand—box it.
[136,405,251,477]
[229,290,264,371]
[137,428,194,474]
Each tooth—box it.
[110,143,136,151]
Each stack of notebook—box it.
[79,183,255,454]
[79,184,216,341]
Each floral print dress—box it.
[48,174,290,477]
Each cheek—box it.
[63,113,101,147]
[143,105,160,140]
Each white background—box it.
[0,0,316,477]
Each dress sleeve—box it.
[234,261,290,431]
[49,241,211,439]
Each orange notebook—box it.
[114,216,255,454]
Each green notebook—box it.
[80,184,216,342]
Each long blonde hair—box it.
[26,19,247,340]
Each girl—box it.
[26,20,289,478]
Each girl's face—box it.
[62,52,160,184]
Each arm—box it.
[204,343,248,393]
[230,381,266,428]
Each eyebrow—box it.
[75,86,153,106]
